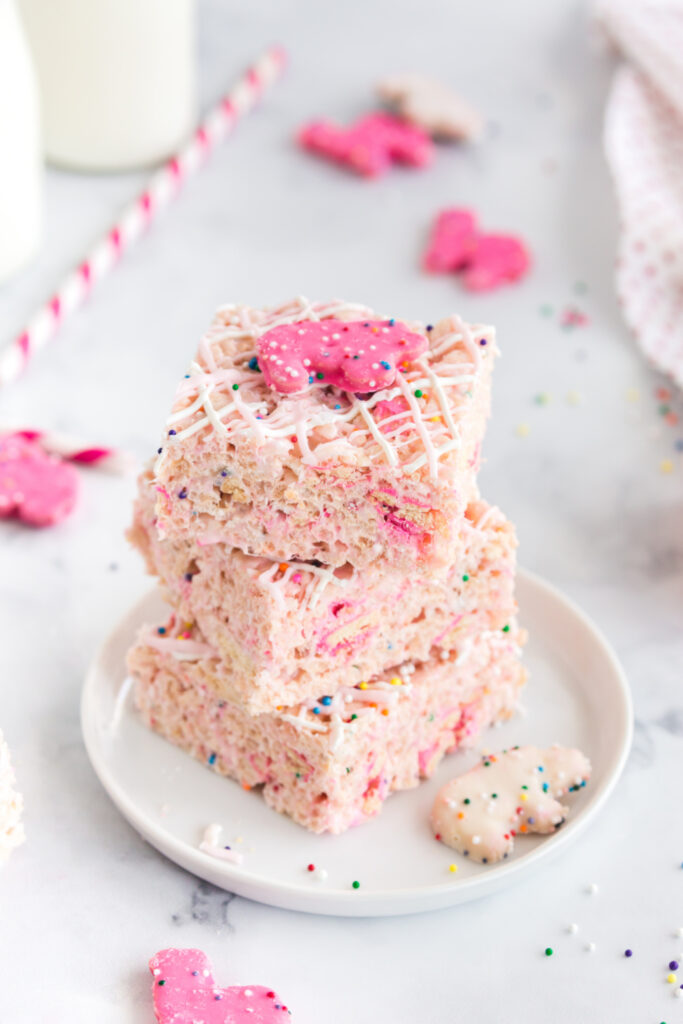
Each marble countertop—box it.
[2,0,682,1020]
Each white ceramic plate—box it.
[81,570,632,917]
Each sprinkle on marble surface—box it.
[585,942,596,953]
[660,459,674,474]
[566,390,582,406]
[587,882,599,895]
[544,947,553,957]
[515,422,531,438]
[568,923,579,935]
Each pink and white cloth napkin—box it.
[599,0,683,389]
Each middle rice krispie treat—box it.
[150,296,496,575]
[130,488,518,713]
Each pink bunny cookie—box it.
[149,948,293,1023]
[256,317,427,395]
[431,745,591,864]
[462,234,530,292]
[423,208,479,273]
[299,112,434,177]
[0,432,79,527]
[378,73,483,141]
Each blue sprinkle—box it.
[388,318,395,326]
[363,322,370,327]
[157,627,166,635]
[542,782,549,792]
[320,696,332,706]
[208,753,217,765]
[192,971,199,976]
[426,324,433,331]
[312,707,320,714]
[168,429,177,436]
[528,817,535,825]
[581,779,586,787]
[184,374,190,379]
[308,375,314,383]
[178,488,188,499]
[334,404,341,410]
[248,355,261,372]
[220,469,229,477]
[215,995,222,1001]
[479,338,487,346]
[380,360,391,370]
[184,573,193,582]
[157,447,163,454]
[538,765,544,771]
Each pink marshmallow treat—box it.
[130,491,518,713]
[150,297,496,575]
[149,948,292,1022]
[423,209,479,272]
[257,318,427,395]
[130,619,526,834]
[0,433,79,527]
[299,112,434,177]
[462,234,531,292]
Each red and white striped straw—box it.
[0,44,287,388]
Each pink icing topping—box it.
[149,948,292,1023]
[256,318,428,395]
[0,433,79,527]
[423,208,479,272]
[299,112,434,177]
[462,234,531,292]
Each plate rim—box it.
[81,568,633,917]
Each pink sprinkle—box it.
[196,126,209,149]
[79,261,92,283]
[49,296,61,319]
[109,228,122,251]
[17,332,30,360]
[221,98,236,117]
[66,447,111,465]
[167,157,182,179]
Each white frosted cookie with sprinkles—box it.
[0,731,24,864]
[129,492,518,714]
[128,619,526,834]
[431,745,591,864]
[150,297,496,575]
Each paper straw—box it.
[0,44,287,388]
[3,428,135,474]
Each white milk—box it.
[0,0,42,282]
[17,0,197,171]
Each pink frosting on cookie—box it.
[462,234,531,292]
[423,208,479,273]
[0,433,79,527]
[149,948,292,1022]
[299,112,434,177]
[257,318,428,395]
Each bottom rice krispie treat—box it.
[128,620,526,834]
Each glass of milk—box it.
[0,0,42,282]
[18,0,197,171]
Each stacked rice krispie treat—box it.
[127,296,526,833]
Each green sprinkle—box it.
[544,947,553,957]
[414,389,423,398]
[158,980,166,986]
[346,767,352,773]
[521,784,528,790]
[350,714,358,721]
[483,761,491,767]
[352,880,360,890]
[316,371,324,380]
[492,793,498,799]
[462,574,469,582]
[502,624,510,633]
[463,798,471,805]
[295,772,301,778]
[428,713,435,722]
[232,383,239,391]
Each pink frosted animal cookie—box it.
[431,745,591,864]
[462,234,531,292]
[0,432,79,527]
[423,209,479,273]
[299,112,434,177]
[149,948,293,1022]
[378,73,483,141]
[256,317,428,395]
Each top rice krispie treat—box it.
[152,297,496,573]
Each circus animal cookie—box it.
[431,745,591,864]
[0,432,79,526]
[0,730,25,864]
[423,207,531,292]
[149,948,293,1022]
[256,318,428,395]
[378,73,483,141]
[462,234,530,293]
[423,209,479,273]
[299,112,434,177]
